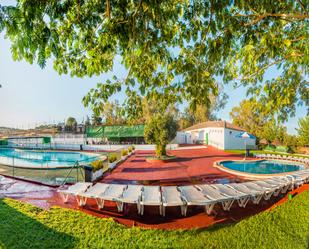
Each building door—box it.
[205,133,208,145]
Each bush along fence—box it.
[85,146,135,182]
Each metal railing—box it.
[0,155,90,186]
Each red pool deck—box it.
[103,146,247,185]
[1,146,308,230]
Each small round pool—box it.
[0,148,100,168]
[219,160,306,175]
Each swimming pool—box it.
[0,148,100,168]
[219,160,306,175]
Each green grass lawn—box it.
[1,191,309,249]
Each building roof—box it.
[182,121,245,132]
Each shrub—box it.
[108,154,117,163]
[144,114,178,158]
[275,146,291,153]
[121,149,128,156]
[90,160,104,172]
[132,145,135,150]
[264,145,276,151]
[128,146,133,153]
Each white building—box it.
[176,121,256,150]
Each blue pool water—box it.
[0,148,100,167]
[221,160,305,174]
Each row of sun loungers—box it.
[255,154,309,164]
[58,170,309,216]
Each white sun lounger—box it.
[227,183,265,204]
[236,181,278,200]
[116,185,143,212]
[177,185,218,215]
[77,183,109,207]
[263,177,293,193]
[289,171,309,185]
[139,186,162,215]
[249,180,283,197]
[58,182,92,205]
[206,184,252,209]
[161,186,186,216]
[95,184,127,210]
[196,184,249,210]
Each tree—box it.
[261,120,280,144]
[100,100,126,125]
[0,1,307,122]
[178,86,227,129]
[297,116,309,146]
[283,134,299,151]
[230,99,292,144]
[230,99,269,138]
[65,117,77,132]
[91,114,102,126]
[144,114,178,157]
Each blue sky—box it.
[0,33,306,134]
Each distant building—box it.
[57,123,85,133]
[76,124,85,133]
[176,121,256,150]
[57,122,65,132]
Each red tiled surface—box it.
[102,146,247,185]
[2,146,308,230]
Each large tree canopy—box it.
[0,1,308,120]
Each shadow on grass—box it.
[0,199,77,249]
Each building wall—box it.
[223,128,256,150]
[177,127,256,150]
[207,127,225,149]
[52,134,86,144]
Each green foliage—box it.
[230,99,269,138]
[282,134,299,152]
[179,85,228,129]
[297,116,309,146]
[90,160,104,172]
[144,115,178,157]
[262,120,281,144]
[1,1,307,122]
[65,117,77,132]
[121,149,128,157]
[1,190,309,248]
[91,113,102,126]
[230,100,299,147]
[98,100,127,125]
[264,145,276,151]
[275,146,290,153]
[108,154,117,163]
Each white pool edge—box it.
[214,159,308,180]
